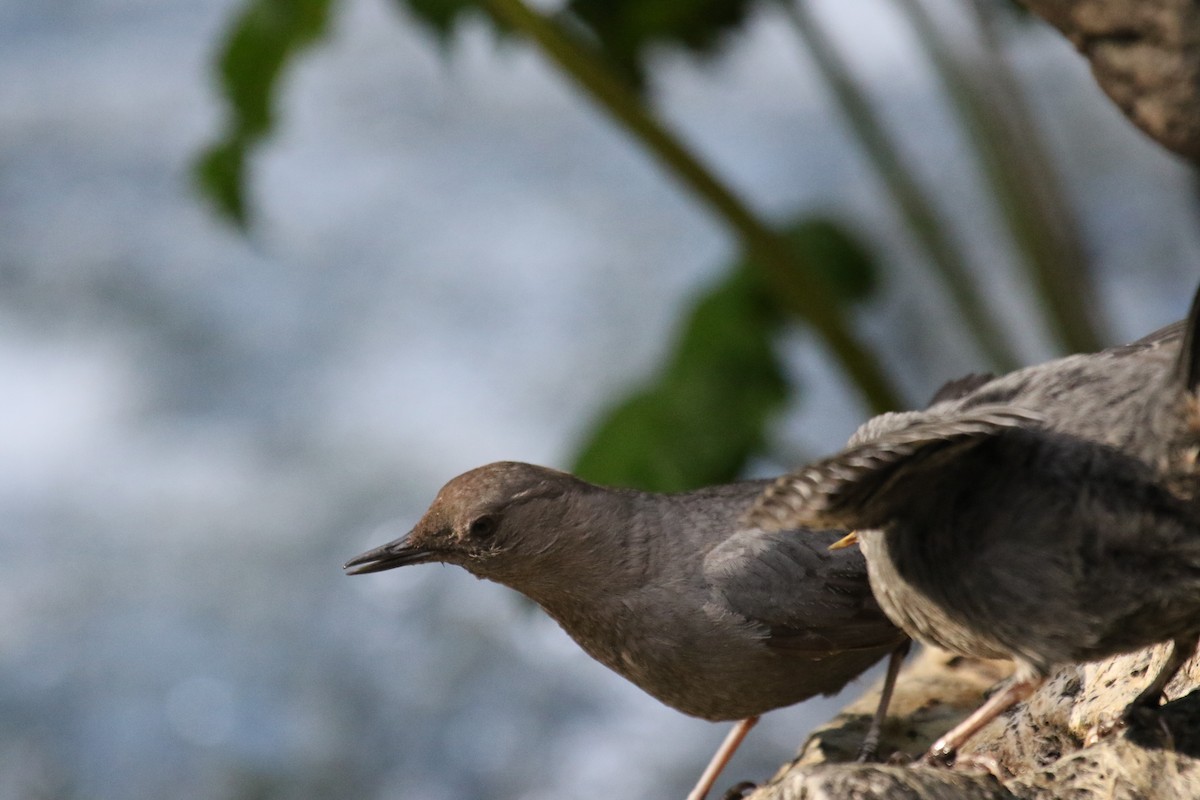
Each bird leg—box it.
[1123,633,1200,720]
[858,640,911,761]
[687,716,759,800]
[923,673,1044,766]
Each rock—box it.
[1017,0,1200,162]
[746,645,1200,800]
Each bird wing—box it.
[927,372,996,405]
[704,527,903,654]
[929,318,1186,409]
[743,407,1043,533]
[1127,319,1184,349]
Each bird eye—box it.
[468,515,497,539]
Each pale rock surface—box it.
[748,646,1200,799]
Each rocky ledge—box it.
[748,644,1200,799]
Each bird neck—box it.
[480,480,766,689]
[511,488,710,677]
[502,487,667,609]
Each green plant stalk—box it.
[894,0,1103,354]
[967,0,1105,351]
[785,0,1020,372]
[481,0,903,412]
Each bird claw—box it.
[1085,701,1174,752]
[1083,716,1120,747]
[918,745,957,768]
[918,746,1008,780]
[951,754,1009,780]
[1083,705,1146,747]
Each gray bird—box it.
[745,287,1200,763]
[345,463,908,799]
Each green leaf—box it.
[572,216,879,491]
[775,217,876,302]
[194,139,248,225]
[565,0,758,87]
[572,266,789,492]
[395,0,481,39]
[194,0,335,226]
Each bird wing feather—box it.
[927,372,996,405]
[743,407,1043,533]
[1127,319,1185,349]
[703,527,903,654]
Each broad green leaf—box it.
[194,0,335,226]
[394,0,484,39]
[572,216,878,491]
[572,266,787,492]
[566,0,758,87]
[194,140,248,227]
[774,217,876,302]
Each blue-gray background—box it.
[2,0,1197,797]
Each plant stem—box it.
[894,0,1105,353]
[967,0,1106,351]
[784,0,1021,372]
[482,0,903,412]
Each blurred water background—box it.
[2,0,1199,798]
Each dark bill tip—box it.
[343,535,435,575]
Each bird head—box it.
[343,462,584,579]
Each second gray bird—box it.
[345,462,908,799]
[745,286,1200,763]
[746,410,1200,763]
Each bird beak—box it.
[344,531,437,575]
[828,531,860,550]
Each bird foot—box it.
[917,746,957,768]
[917,748,1008,780]
[1083,699,1170,748]
[949,754,1009,781]
[1083,715,1121,748]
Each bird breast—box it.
[859,530,1008,661]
